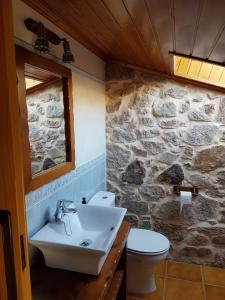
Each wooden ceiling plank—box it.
[207,8,225,63]
[170,0,176,52]
[192,0,225,58]
[209,27,225,62]
[122,0,163,71]
[174,0,202,55]
[46,0,129,63]
[102,0,152,68]
[189,0,205,55]
[145,0,173,73]
[84,0,140,65]
[61,0,133,62]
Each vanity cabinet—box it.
[31,221,130,300]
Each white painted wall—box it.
[73,73,106,167]
[12,0,106,167]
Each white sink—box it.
[30,204,127,275]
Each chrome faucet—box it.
[55,200,77,222]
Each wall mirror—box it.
[16,46,75,192]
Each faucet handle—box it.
[57,200,74,210]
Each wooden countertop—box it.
[31,221,130,300]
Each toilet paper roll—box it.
[180,191,192,214]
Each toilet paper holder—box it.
[173,185,199,197]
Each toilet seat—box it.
[127,228,170,256]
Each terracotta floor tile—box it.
[205,285,225,300]
[128,276,164,300]
[167,260,202,282]
[203,266,225,287]
[155,261,166,277]
[166,278,205,300]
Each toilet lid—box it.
[127,229,170,254]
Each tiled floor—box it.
[128,260,225,300]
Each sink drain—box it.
[79,239,92,247]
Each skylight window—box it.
[173,55,225,88]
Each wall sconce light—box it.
[34,22,49,53]
[24,18,75,63]
[61,38,74,63]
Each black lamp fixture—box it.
[61,38,74,63]
[25,18,75,63]
[34,22,49,53]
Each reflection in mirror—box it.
[25,64,66,176]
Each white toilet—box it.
[88,191,170,295]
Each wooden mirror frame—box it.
[16,46,75,193]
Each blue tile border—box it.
[26,154,106,210]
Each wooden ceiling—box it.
[22,0,225,75]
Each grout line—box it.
[166,275,201,282]
[163,260,168,300]
[165,277,203,284]
[200,265,207,300]
[205,283,225,288]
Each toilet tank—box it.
[89,191,115,207]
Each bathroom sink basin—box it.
[30,204,127,275]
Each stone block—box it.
[179,246,212,258]
[122,201,149,214]
[107,144,131,169]
[217,171,225,184]
[194,195,218,221]
[136,128,160,139]
[131,146,147,157]
[186,234,209,246]
[138,117,155,127]
[47,148,64,159]
[111,128,136,143]
[29,124,42,142]
[31,163,42,175]
[212,236,225,246]
[122,160,145,184]
[141,141,166,154]
[139,184,165,200]
[183,124,218,146]
[158,119,183,129]
[28,112,39,122]
[44,119,62,128]
[179,101,190,113]
[181,146,193,160]
[158,152,179,165]
[162,131,180,146]
[46,104,64,118]
[45,130,59,142]
[188,174,214,189]
[158,164,184,185]
[204,104,215,114]
[188,108,212,121]
[43,158,56,170]
[193,145,225,172]
[153,101,177,117]
[166,88,187,99]
[217,98,225,124]
[153,220,185,242]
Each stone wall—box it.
[27,82,66,175]
[106,63,225,267]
